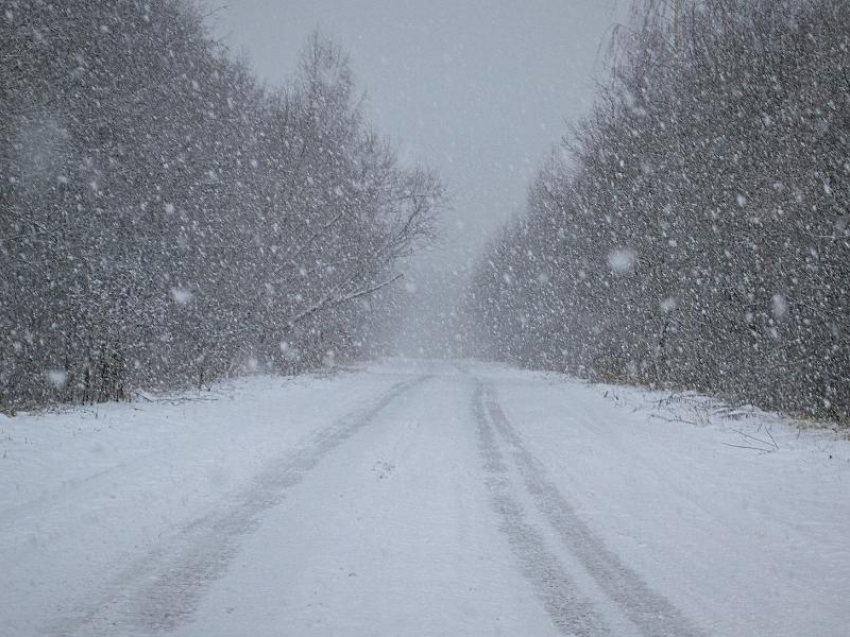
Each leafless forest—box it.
[464,0,850,420]
[1,2,441,408]
[3,0,849,421]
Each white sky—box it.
[207,0,630,352]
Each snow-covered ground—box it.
[1,359,848,636]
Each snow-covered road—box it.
[2,360,848,636]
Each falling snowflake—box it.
[171,287,193,305]
[772,294,788,320]
[279,342,301,362]
[46,369,67,388]
[660,297,677,313]
[607,248,636,275]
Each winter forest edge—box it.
[2,0,850,425]
[2,0,442,408]
[462,0,850,422]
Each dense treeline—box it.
[465,0,850,419]
[1,1,440,409]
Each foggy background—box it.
[208,0,629,355]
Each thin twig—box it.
[732,428,778,450]
[723,443,772,452]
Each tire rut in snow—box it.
[49,375,429,637]
[473,382,611,637]
[480,381,706,637]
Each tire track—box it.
[473,382,612,637]
[479,380,706,637]
[49,375,429,637]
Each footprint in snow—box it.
[371,460,396,480]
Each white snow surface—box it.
[1,359,848,636]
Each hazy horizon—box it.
[207,0,629,354]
